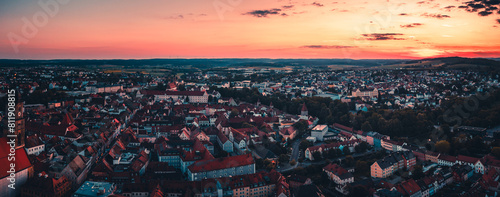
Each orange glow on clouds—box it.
[0,0,499,59]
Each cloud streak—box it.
[421,13,451,19]
[166,14,184,19]
[400,23,423,28]
[301,45,355,49]
[244,8,284,17]
[361,33,406,40]
[312,2,324,7]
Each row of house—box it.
[371,152,417,178]
[305,139,360,161]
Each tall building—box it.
[300,103,308,120]
[352,88,379,98]
[3,92,25,148]
[0,138,34,196]
[14,100,25,148]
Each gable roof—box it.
[438,154,456,163]
[0,138,32,179]
[457,155,480,164]
[301,103,308,112]
[323,163,353,180]
[188,154,254,173]
[397,179,421,196]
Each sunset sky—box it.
[1,0,499,59]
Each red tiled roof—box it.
[217,130,229,143]
[280,127,296,136]
[479,168,499,188]
[181,140,214,162]
[457,155,480,164]
[25,135,44,148]
[397,179,421,196]
[231,128,248,142]
[0,138,32,179]
[333,123,354,132]
[438,154,456,163]
[23,173,71,194]
[140,90,206,96]
[301,103,308,112]
[323,163,348,175]
[61,113,74,125]
[188,154,254,173]
[27,123,81,138]
[482,155,500,168]
[131,151,149,172]
[251,117,278,124]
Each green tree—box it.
[440,124,451,134]
[177,84,186,91]
[492,147,500,159]
[255,158,264,169]
[293,120,308,136]
[344,155,354,167]
[299,140,312,150]
[312,152,322,161]
[279,154,289,163]
[328,149,338,158]
[290,160,297,166]
[349,185,369,197]
[412,165,425,179]
[361,121,373,131]
[266,163,275,171]
[435,140,451,154]
[343,147,351,155]
[230,108,239,118]
[355,160,370,176]
[355,142,369,153]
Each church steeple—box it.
[301,103,308,117]
[14,98,25,148]
[4,90,25,148]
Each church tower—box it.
[14,94,25,148]
[300,103,308,120]
[4,91,25,148]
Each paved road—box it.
[290,139,301,162]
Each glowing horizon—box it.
[1,0,500,60]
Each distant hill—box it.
[0,58,408,69]
[382,57,500,70]
[0,57,498,70]
[421,57,500,66]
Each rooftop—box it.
[73,181,115,197]
[188,153,254,173]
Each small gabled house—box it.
[217,130,233,153]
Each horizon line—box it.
[1,56,499,61]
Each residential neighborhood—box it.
[0,62,499,197]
